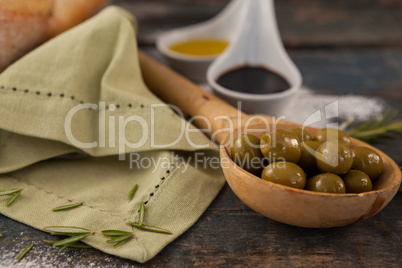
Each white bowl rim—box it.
[156,33,227,62]
[207,65,302,101]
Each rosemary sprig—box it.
[52,202,83,212]
[138,201,146,226]
[15,243,33,262]
[127,222,172,235]
[43,226,91,236]
[58,245,69,253]
[127,200,172,234]
[344,109,402,143]
[0,188,22,196]
[53,234,89,247]
[6,190,22,207]
[43,226,92,253]
[0,188,23,207]
[128,184,139,201]
[101,229,133,247]
[107,234,133,247]
[101,230,133,237]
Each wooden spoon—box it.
[138,51,401,228]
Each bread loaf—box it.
[0,0,110,72]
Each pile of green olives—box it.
[231,128,383,194]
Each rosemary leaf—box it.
[53,234,88,247]
[52,202,83,212]
[128,184,138,201]
[58,245,68,253]
[112,239,130,248]
[44,240,92,248]
[0,188,22,197]
[106,234,133,244]
[43,226,90,236]
[102,230,133,247]
[101,230,133,237]
[68,242,92,249]
[338,118,354,131]
[15,243,33,262]
[6,190,22,207]
[345,109,402,143]
[138,201,146,226]
[127,222,172,234]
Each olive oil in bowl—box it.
[169,39,229,57]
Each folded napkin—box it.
[0,6,225,263]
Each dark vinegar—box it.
[216,66,290,94]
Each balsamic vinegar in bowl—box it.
[216,65,290,94]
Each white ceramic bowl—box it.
[207,0,302,117]
[156,0,247,82]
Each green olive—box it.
[260,129,301,163]
[306,173,346,193]
[288,128,312,143]
[261,162,306,189]
[315,128,351,145]
[342,170,373,193]
[351,147,383,181]
[297,141,322,174]
[316,140,353,175]
[231,134,264,176]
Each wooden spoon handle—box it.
[138,51,251,144]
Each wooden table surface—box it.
[1,0,402,267]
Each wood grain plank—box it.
[1,186,401,267]
[112,0,402,48]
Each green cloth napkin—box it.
[0,6,225,263]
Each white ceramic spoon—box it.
[207,0,302,117]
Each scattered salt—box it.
[284,88,386,128]
[201,85,387,129]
